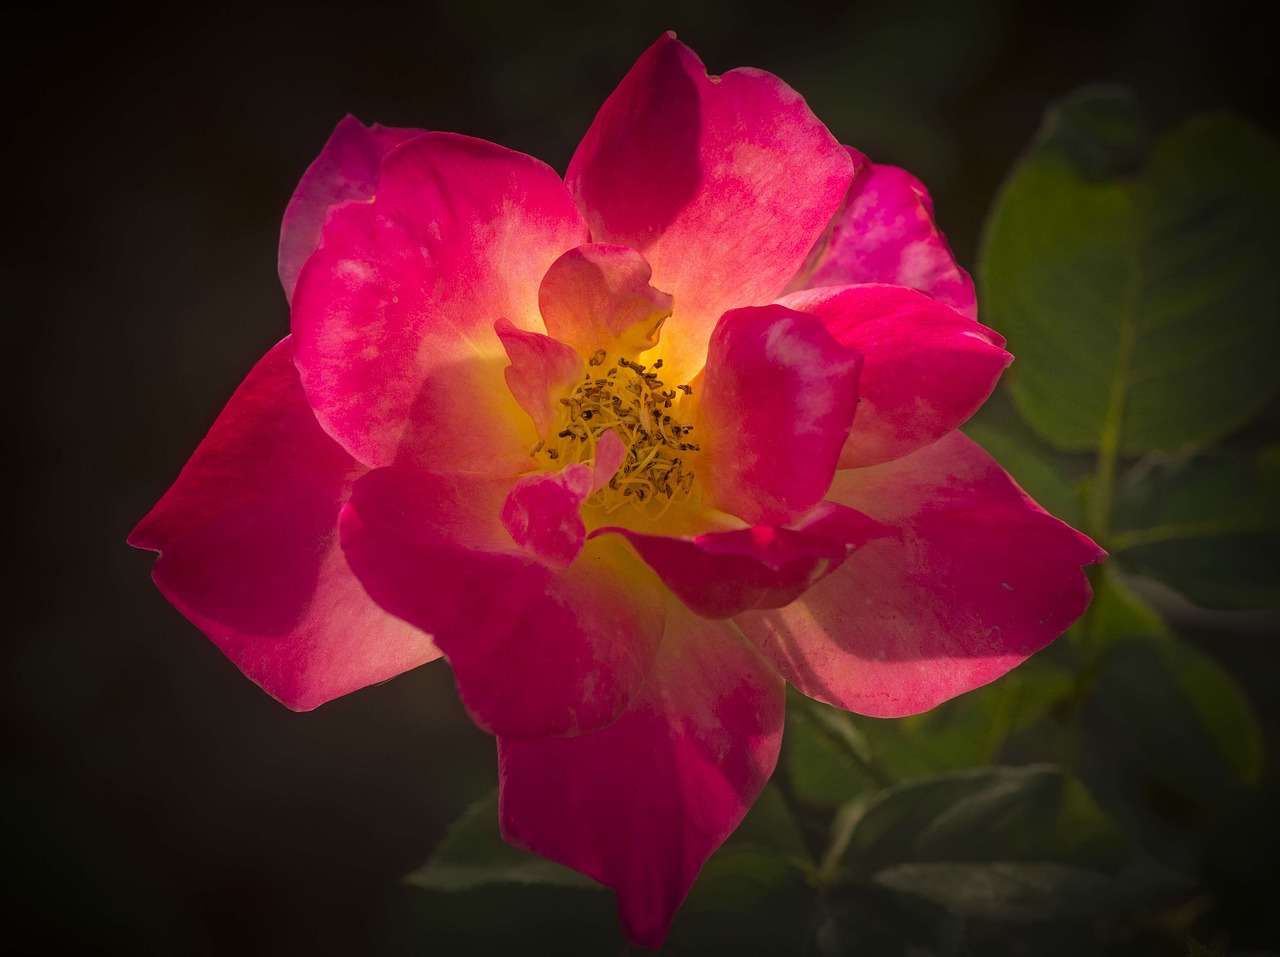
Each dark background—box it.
[4,1,1277,953]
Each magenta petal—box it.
[340,466,665,737]
[567,33,854,379]
[501,465,593,568]
[590,429,627,493]
[278,115,421,304]
[792,152,978,319]
[595,502,890,619]
[129,338,439,710]
[698,305,862,525]
[779,284,1011,468]
[292,132,588,470]
[495,318,585,438]
[735,432,1106,717]
[539,244,673,357]
[498,600,785,948]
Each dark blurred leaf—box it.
[406,791,601,892]
[965,388,1088,529]
[399,785,818,955]
[662,848,813,956]
[813,883,964,957]
[661,783,816,954]
[380,881,622,957]
[785,702,883,808]
[1093,633,1264,807]
[980,89,1280,453]
[1034,85,1148,180]
[1113,448,1280,608]
[1187,940,1224,957]
[724,781,811,861]
[843,765,1125,871]
[788,660,1075,805]
[870,859,1183,922]
[837,765,1185,919]
[1080,569,1170,645]
[867,656,1077,780]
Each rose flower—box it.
[131,33,1103,947]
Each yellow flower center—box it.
[532,351,698,518]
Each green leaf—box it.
[785,705,883,808]
[788,660,1076,801]
[723,782,811,862]
[1069,566,1171,660]
[1093,633,1264,806]
[663,784,815,955]
[979,88,1280,454]
[813,884,964,957]
[662,848,813,956]
[405,791,601,892]
[1113,448,1280,608]
[964,387,1089,529]
[842,765,1126,872]
[837,765,1184,919]
[873,657,1078,779]
[398,785,818,955]
[869,860,1182,922]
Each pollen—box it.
[533,353,698,517]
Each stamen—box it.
[537,350,698,516]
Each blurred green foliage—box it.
[394,88,1280,954]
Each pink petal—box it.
[495,317,585,439]
[278,115,421,304]
[129,338,439,711]
[697,305,862,525]
[539,243,673,358]
[595,502,890,619]
[339,466,664,738]
[500,433,630,568]
[590,429,628,493]
[791,151,978,319]
[292,133,588,470]
[566,33,854,380]
[735,432,1105,717]
[779,284,1010,469]
[498,600,785,948]
[501,465,593,568]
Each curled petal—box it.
[292,133,588,470]
[567,33,854,380]
[735,432,1106,717]
[499,600,785,948]
[495,318,585,439]
[278,115,422,303]
[340,466,664,738]
[590,429,628,493]
[791,150,978,319]
[129,338,438,710]
[539,244,673,358]
[697,305,861,525]
[501,465,593,568]
[779,284,1010,468]
[596,502,890,619]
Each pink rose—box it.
[131,33,1103,947]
